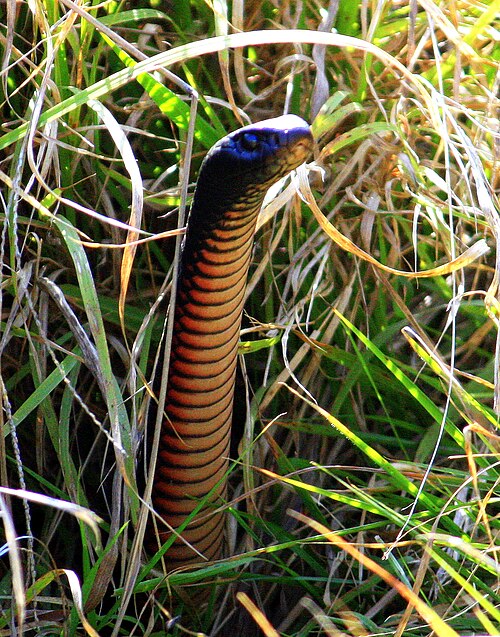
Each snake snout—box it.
[286,129,314,166]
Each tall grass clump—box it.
[0,0,499,635]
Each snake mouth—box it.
[283,126,314,167]
[290,136,314,162]
[281,137,314,173]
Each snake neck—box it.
[150,199,263,566]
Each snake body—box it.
[150,115,313,569]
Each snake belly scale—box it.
[150,115,313,569]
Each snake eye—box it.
[240,132,260,151]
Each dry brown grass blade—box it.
[237,592,281,637]
[84,100,144,330]
[79,228,185,249]
[213,0,242,124]
[463,422,500,547]
[289,510,460,637]
[297,166,489,279]
[0,487,102,542]
[301,596,359,637]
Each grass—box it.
[0,0,499,635]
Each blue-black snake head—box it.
[193,114,314,209]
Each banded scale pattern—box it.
[150,115,313,569]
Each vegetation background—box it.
[0,0,499,635]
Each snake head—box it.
[195,115,313,206]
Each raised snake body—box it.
[150,115,313,569]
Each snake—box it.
[150,114,313,570]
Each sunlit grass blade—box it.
[290,510,460,637]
